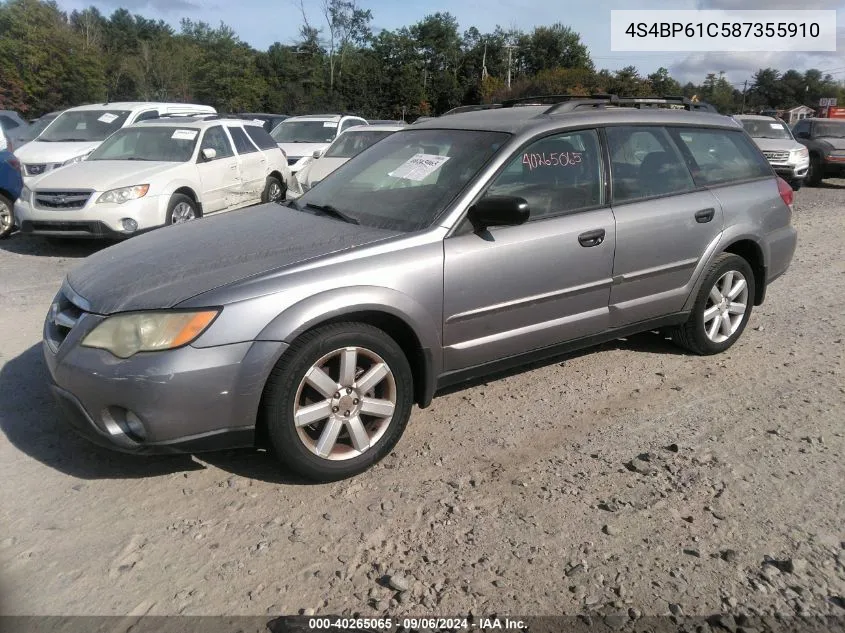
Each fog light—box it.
[124,411,147,441]
[121,218,138,232]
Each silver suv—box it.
[44,95,798,481]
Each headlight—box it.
[81,310,219,358]
[96,184,150,204]
[61,153,89,167]
[790,147,809,161]
[20,185,32,202]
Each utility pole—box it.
[505,44,516,90]
[741,79,748,114]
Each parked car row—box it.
[37,94,798,482]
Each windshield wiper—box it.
[305,202,359,224]
[54,138,92,142]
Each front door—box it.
[605,125,724,326]
[442,128,616,372]
[197,125,241,213]
[227,125,267,204]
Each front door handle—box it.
[578,228,606,247]
[695,208,715,223]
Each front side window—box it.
[607,126,695,203]
[813,120,845,138]
[227,126,259,154]
[484,129,604,219]
[200,126,234,159]
[672,127,772,186]
[271,120,339,144]
[88,127,199,162]
[292,129,510,232]
[324,130,396,159]
[39,110,131,142]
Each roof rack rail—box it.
[615,96,718,112]
[442,104,503,116]
[501,94,618,109]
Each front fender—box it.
[256,286,443,407]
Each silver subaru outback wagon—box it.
[43,96,798,481]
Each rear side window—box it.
[134,110,160,123]
[0,115,20,130]
[606,126,695,203]
[227,126,259,154]
[244,125,279,151]
[672,128,772,186]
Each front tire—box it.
[166,194,200,225]
[672,253,756,355]
[261,176,286,204]
[261,322,414,481]
[0,194,13,239]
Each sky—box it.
[55,0,845,88]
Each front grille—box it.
[45,290,87,351]
[25,163,47,176]
[34,190,93,210]
[763,151,790,163]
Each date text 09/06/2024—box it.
[306,617,527,630]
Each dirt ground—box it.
[0,184,843,623]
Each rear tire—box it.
[261,322,414,481]
[166,194,199,225]
[261,176,286,203]
[672,253,756,355]
[0,194,13,239]
[806,154,823,186]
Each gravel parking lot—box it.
[1,185,843,621]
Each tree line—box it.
[1,0,843,120]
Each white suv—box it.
[270,114,368,173]
[14,102,216,183]
[14,117,292,239]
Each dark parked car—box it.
[0,134,24,238]
[791,117,845,185]
[13,110,62,148]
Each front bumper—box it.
[43,308,289,453]
[15,194,168,238]
[769,159,809,181]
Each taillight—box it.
[6,156,20,172]
[777,176,794,208]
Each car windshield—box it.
[272,120,338,143]
[814,121,845,138]
[38,110,131,142]
[88,127,198,162]
[324,130,396,158]
[23,114,59,142]
[292,129,510,232]
[741,119,792,140]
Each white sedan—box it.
[292,124,405,195]
[14,118,292,239]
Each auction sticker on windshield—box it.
[171,129,198,140]
[98,113,119,124]
[388,153,450,181]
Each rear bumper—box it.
[766,224,798,286]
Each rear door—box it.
[606,125,724,326]
[227,125,266,204]
[442,128,616,371]
[196,125,240,213]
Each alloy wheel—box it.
[171,202,196,224]
[703,270,749,343]
[0,202,11,233]
[293,346,397,460]
[268,181,283,202]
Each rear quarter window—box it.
[244,125,280,151]
[671,127,772,186]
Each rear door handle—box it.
[578,229,606,247]
[695,208,715,223]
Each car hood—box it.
[277,142,331,160]
[817,137,845,150]
[14,140,102,165]
[65,204,402,314]
[751,137,804,152]
[28,160,180,192]
[301,157,349,186]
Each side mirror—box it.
[467,196,530,231]
[312,149,324,159]
[201,148,217,161]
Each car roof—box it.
[734,114,780,121]
[134,117,258,128]
[410,106,740,134]
[61,102,215,114]
[283,114,365,122]
[343,124,404,133]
